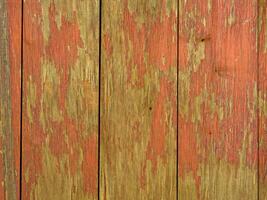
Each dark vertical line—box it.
[257,0,260,199]
[177,0,179,199]
[98,0,102,199]
[19,0,23,199]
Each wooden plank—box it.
[259,1,267,199]
[100,0,177,199]
[178,0,258,199]
[0,0,21,199]
[22,1,99,199]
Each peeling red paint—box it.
[7,1,22,199]
[82,135,98,195]
[179,0,258,198]
[46,2,83,110]
[259,1,267,196]
[23,0,45,199]
[146,78,169,170]
[0,138,4,200]
[178,118,200,194]
[123,6,146,86]
[103,33,113,57]
[48,122,68,156]
[147,2,177,71]
[178,36,188,71]
[46,3,83,69]
[23,1,99,198]
[123,0,176,87]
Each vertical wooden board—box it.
[178,0,258,199]
[22,1,99,199]
[101,0,177,199]
[259,1,267,199]
[0,0,21,199]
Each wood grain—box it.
[100,0,177,199]
[22,1,99,199]
[0,0,21,199]
[259,1,267,199]
[178,0,258,199]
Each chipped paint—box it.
[23,1,99,199]
[259,0,267,199]
[179,0,258,199]
[227,0,235,26]
[101,0,177,199]
[26,76,36,124]
[208,0,211,13]
[30,145,91,200]
[0,1,20,199]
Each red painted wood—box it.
[22,1,99,199]
[179,0,258,199]
[0,1,21,199]
[101,0,177,199]
[259,1,267,199]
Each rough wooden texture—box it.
[259,1,267,199]
[179,0,258,199]
[0,0,21,199]
[100,0,177,199]
[22,1,99,199]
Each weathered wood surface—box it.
[22,1,99,199]
[259,1,267,200]
[179,0,258,199]
[0,0,21,199]
[100,0,177,199]
[3,0,267,199]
